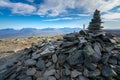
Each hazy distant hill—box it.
[0,28,81,39]
[104,29,120,37]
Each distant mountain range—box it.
[0,28,81,39]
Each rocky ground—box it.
[0,35,63,59]
[0,30,120,80]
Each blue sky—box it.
[0,0,120,29]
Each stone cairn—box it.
[1,10,120,80]
[88,10,103,31]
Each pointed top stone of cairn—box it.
[88,9,103,32]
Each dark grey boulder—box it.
[108,58,117,65]
[60,76,70,80]
[36,59,45,70]
[71,70,82,78]
[101,53,111,64]
[18,75,32,80]
[84,44,95,57]
[26,68,36,76]
[118,61,120,65]
[113,66,120,75]
[58,54,66,65]
[84,61,97,71]
[118,54,120,60]
[88,69,101,77]
[78,37,87,43]
[63,33,77,41]
[43,69,56,77]
[64,68,71,76]
[92,42,102,63]
[60,40,79,48]
[67,50,83,65]
[78,76,89,80]
[24,59,36,66]
[102,65,117,77]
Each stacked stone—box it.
[0,30,120,80]
[88,9,104,34]
[0,10,120,80]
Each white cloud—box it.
[37,0,120,16]
[76,0,120,12]
[37,0,75,16]
[12,3,36,15]
[77,14,91,16]
[43,17,80,21]
[117,8,120,11]
[102,12,120,21]
[0,0,36,15]
[0,0,120,18]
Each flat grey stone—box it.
[84,61,97,71]
[0,65,7,74]
[65,68,71,76]
[101,53,111,64]
[60,76,70,80]
[78,37,87,43]
[47,76,56,80]
[26,68,36,76]
[60,40,79,48]
[43,69,56,77]
[88,69,101,77]
[52,54,57,63]
[71,70,82,78]
[109,39,116,44]
[67,50,83,65]
[79,76,89,80]
[34,71,42,78]
[36,59,45,70]
[46,62,52,67]
[58,54,66,65]
[19,76,32,80]
[118,61,120,65]
[37,77,47,80]
[118,54,120,60]
[108,58,117,65]
[113,66,120,75]
[63,33,77,41]
[88,32,105,37]
[40,43,55,56]
[92,42,102,62]
[24,59,36,66]
[102,65,117,77]
[84,45,95,56]
[32,53,41,59]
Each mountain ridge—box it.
[0,28,81,39]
